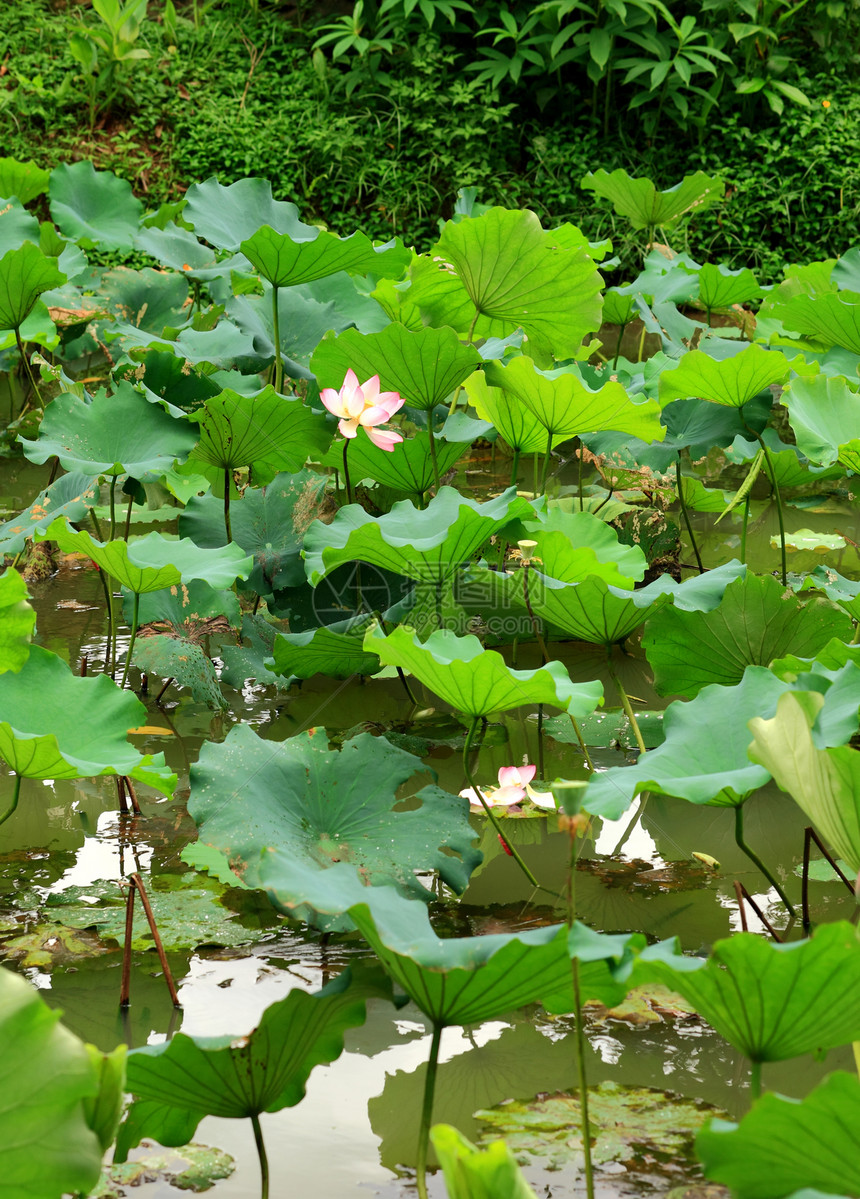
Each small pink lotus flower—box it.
[320,369,404,452]
[460,763,554,810]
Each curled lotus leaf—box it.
[0,569,35,675]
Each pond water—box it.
[0,453,856,1199]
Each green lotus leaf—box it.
[83,1043,127,1154]
[220,614,289,691]
[303,486,533,588]
[183,176,318,251]
[516,561,744,648]
[37,520,253,594]
[696,1073,860,1199]
[261,861,632,1020]
[519,508,648,584]
[431,1125,538,1199]
[636,922,860,1064]
[465,369,557,454]
[19,383,197,477]
[115,346,222,416]
[659,344,790,408]
[225,287,352,381]
[411,207,603,360]
[46,875,263,951]
[583,667,789,818]
[780,373,860,467]
[134,222,242,280]
[188,386,331,481]
[122,577,241,634]
[311,324,482,412]
[269,615,381,681]
[49,162,143,251]
[642,572,852,697]
[102,1143,234,1193]
[180,470,325,597]
[0,569,35,675]
[321,422,482,497]
[697,263,763,311]
[0,196,40,257]
[0,645,176,790]
[0,966,103,1197]
[796,569,860,620]
[660,395,771,456]
[119,968,369,1154]
[749,690,860,873]
[580,169,724,231]
[484,355,664,442]
[0,156,51,205]
[771,289,860,354]
[132,634,226,711]
[241,225,410,289]
[185,726,481,927]
[0,241,65,332]
[363,623,603,718]
[0,472,100,556]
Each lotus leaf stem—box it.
[415,1023,442,1199]
[569,715,595,772]
[0,775,22,828]
[675,457,704,574]
[15,329,42,409]
[89,506,105,542]
[427,407,440,490]
[734,805,794,918]
[223,467,233,543]
[109,475,118,541]
[566,819,595,1199]
[121,590,140,690]
[612,322,626,369]
[251,1112,270,1199]
[606,656,647,756]
[741,493,751,565]
[510,447,520,489]
[123,492,133,541]
[271,283,283,395]
[96,565,115,676]
[540,425,553,494]
[751,430,787,585]
[463,716,541,891]
[749,1059,762,1104]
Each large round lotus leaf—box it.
[113,346,222,417]
[188,386,331,479]
[269,617,381,681]
[122,577,241,635]
[118,968,370,1157]
[749,690,860,873]
[583,667,790,818]
[696,1072,860,1199]
[475,1081,720,1180]
[261,860,634,1023]
[311,324,481,413]
[0,965,103,1197]
[0,196,39,257]
[241,225,409,289]
[484,355,664,442]
[465,369,559,454]
[134,222,245,281]
[303,486,534,587]
[412,207,603,360]
[183,176,318,251]
[179,470,325,597]
[186,726,481,927]
[782,373,860,467]
[0,472,99,556]
[225,287,352,381]
[580,169,724,231]
[49,162,143,250]
[321,424,478,497]
[658,344,790,408]
[37,520,253,593]
[0,645,176,791]
[772,289,860,354]
[19,383,197,476]
[0,156,51,205]
[364,623,603,718]
[698,263,763,311]
[0,242,65,331]
[519,508,648,584]
[132,634,226,711]
[220,613,289,691]
[0,569,34,675]
[101,1143,234,1194]
[635,921,860,1063]
[431,1125,538,1199]
[643,572,853,698]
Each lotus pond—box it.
[1,159,860,1199]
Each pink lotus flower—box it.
[460,763,554,810]
[320,369,404,452]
